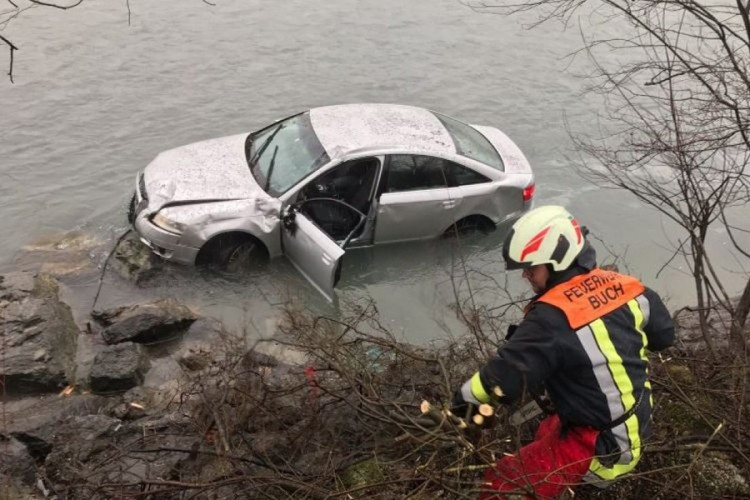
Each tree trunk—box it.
[732,277,750,348]
[692,235,718,358]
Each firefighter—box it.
[452,205,674,499]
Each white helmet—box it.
[502,206,585,272]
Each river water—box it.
[2,0,746,343]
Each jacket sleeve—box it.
[477,304,564,404]
[642,287,675,352]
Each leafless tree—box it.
[0,0,216,83]
[1,0,85,83]
[469,0,750,356]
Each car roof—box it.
[309,104,456,158]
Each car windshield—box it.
[246,112,330,197]
[434,113,504,172]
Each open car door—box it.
[281,206,345,302]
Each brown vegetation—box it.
[14,297,746,499]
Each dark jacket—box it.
[478,243,674,458]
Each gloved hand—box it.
[452,391,500,429]
[450,388,478,421]
[451,372,491,420]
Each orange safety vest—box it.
[533,268,646,329]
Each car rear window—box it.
[445,161,491,186]
[434,113,504,172]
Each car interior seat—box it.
[346,159,378,214]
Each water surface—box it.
[2,0,746,342]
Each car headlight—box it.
[151,212,187,234]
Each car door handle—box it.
[442,200,456,209]
[321,254,332,266]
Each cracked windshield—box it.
[2,0,749,498]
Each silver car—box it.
[130,103,534,300]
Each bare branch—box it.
[27,0,83,9]
[0,32,17,82]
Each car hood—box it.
[143,133,272,206]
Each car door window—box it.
[383,155,448,193]
[298,158,379,241]
[445,161,491,187]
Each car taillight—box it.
[522,182,535,202]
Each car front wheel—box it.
[198,234,268,273]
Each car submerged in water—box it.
[129,103,535,300]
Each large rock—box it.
[43,414,196,496]
[3,393,107,461]
[111,231,162,283]
[0,437,41,499]
[672,298,750,352]
[0,435,36,485]
[696,455,750,496]
[0,272,79,393]
[42,415,123,482]
[172,318,223,371]
[92,298,197,344]
[89,342,150,393]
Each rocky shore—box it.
[1,233,307,498]
[1,270,236,495]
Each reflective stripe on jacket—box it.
[535,269,648,481]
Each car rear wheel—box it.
[197,233,268,272]
[444,215,495,237]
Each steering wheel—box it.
[314,183,331,195]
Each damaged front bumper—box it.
[133,211,200,265]
[130,174,199,265]
[135,219,199,265]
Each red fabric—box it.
[304,365,320,407]
[480,415,600,499]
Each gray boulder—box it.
[174,317,228,371]
[42,415,123,482]
[111,231,162,283]
[92,298,197,344]
[43,414,196,496]
[0,272,79,393]
[90,342,150,393]
[0,435,36,485]
[0,436,43,498]
[696,455,750,496]
[4,393,107,461]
